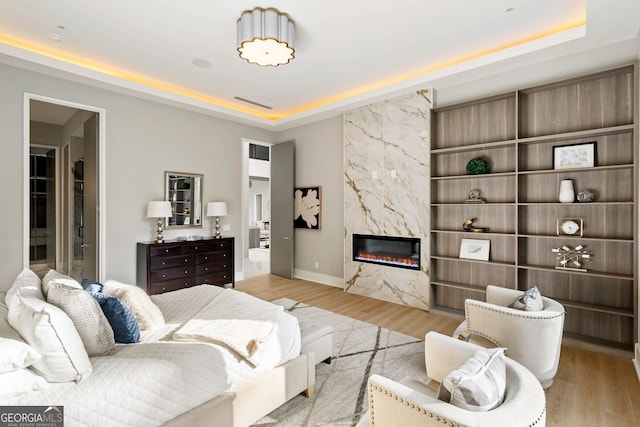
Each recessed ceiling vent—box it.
[234,96,273,110]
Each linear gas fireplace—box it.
[353,234,420,270]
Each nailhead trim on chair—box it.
[368,382,547,426]
[465,300,566,320]
[368,383,462,427]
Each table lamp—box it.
[207,202,227,238]
[147,201,172,243]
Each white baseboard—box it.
[234,271,245,282]
[634,343,640,383]
[293,269,343,288]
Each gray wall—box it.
[276,116,344,285]
[0,62,275,290]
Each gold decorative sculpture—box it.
[463,218,488,233]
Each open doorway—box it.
[25,95,105,281]
[243,140,271,278]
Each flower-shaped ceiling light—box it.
[237,7,295,67]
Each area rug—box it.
[252,299,429,427]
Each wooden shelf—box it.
[431,139,516,154]
[517,164,633,175]
[555,298,634,318]
[517,124,635,145]
[431,255,515,268]
[432,203,515,207]
[517,201,633,206]
[431,280,487,293]
[431,171,516,181]
[517,263,634,281]
[516,233,634,243]
[431,229,515,238]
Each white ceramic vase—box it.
[558,179,575,203]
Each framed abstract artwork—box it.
[552,141,597,170]
[294,186,321,229]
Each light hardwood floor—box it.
[236,274,640,427]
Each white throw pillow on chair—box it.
[437,347,506,412]
[510,286,544,311]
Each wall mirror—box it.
[165,171,203,228]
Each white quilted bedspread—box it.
[3,285,301,426]
[173,289,285,368]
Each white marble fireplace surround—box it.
[344,90,432,310]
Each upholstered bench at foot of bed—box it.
[300,321,333,365]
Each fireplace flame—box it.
[356,251,419,268]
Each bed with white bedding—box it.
[0,270,314,427]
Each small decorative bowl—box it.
[466,157,490,175]
[577,189,596,203]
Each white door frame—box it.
[23,93,107,281]
[241,138,272,280]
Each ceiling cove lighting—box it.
[237,7,295,67]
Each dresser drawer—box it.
[149,244,183,257]
[150,254,192,271]
[197,240,232,252]
[150,266,195,282]
[198,271,233,286]
[196,259,232,275]
[148,278,195,295]
[196,251,230,265]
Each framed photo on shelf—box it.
[459,238,491,261]
[552,141,597,170]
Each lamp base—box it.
[214,217,222,238]
[155,218,165,243]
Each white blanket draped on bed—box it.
[172,288,284,367]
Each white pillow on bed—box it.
[0,337,41,374]
[42,269,82,298]
[46,283,116,356]
[8,290,92,383]
[103,280,165,331]
[0,368,49,400]
[1,297,26,343]
[5,268,44,308]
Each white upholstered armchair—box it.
[356,331,546,427]
[453,285,565,388]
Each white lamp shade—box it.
[207,202,228,217]
[147,201,172,218]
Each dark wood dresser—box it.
[137,237,234,295]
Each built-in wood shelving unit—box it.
[429,64,638,356]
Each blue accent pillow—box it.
[88,291,140,344]
[81,278,104,294]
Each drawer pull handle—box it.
[165,249,169,253]
[184,270,188,274]
[162,261,166,265]
[204,256,208,260]
[204,267,208,271]
[185,258,188,263]
[162,274,165,278]
[195,246,198,250]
